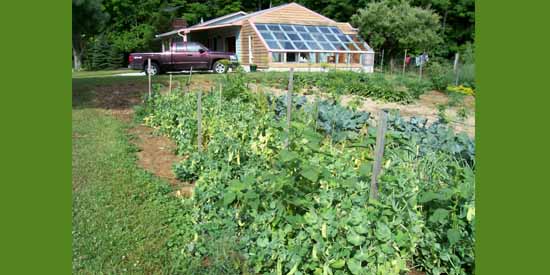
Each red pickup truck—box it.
[129,41,238,75]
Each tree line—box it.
[72,0,474,70]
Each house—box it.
[155,3,375,72]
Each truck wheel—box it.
[213,60,227,74]
[145,62,160,76]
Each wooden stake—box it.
[148,58,152,97]
[370,110,388,200]
[419,57,424,79]
[187,66,193,93]
[218,82,222,112]
[402,49,407,75]
[380,49,384,72]
[169,73,172,93]
[390,58,394,75]
[285,68,294,149]
[197,90,203,152]
[454,53,460,85]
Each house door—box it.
[225,36,236,53]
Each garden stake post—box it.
[380,49,384,72]
[454,53,460,85]
[187,66,193,93]
[419,57,423,79]
[402,49,407,75]
[390,59,394,75]
[285,68,294,149]
[169,73,172,93]
[148,58,152,97]
[370,110,388,200]
[197,89,203,152]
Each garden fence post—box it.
[402,49,407,75]
[390,58,394,75]
[380,49,384,72]
[370,110,388,200]
[169,73,172,93]
[197,89,203,152]
[148,58,152,97]
[187,66,193,93]
[419,58,423,79]
[454,53,460,85]
[285,68,294,149]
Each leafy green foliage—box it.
[138,82,475,274]
[250,71,433,103]
[352,0,442,57]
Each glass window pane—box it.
[310,53,318,63]
[286,52,297,62]
[329,27,341,34]
[318,26,331,33]
[346,43,358,51]
[281,24,294,31]
[273,32,287,40]
[266,40,280,49]
[267,24,282,31]
[300,33,313,40]
[260,32,274,40]
[282,41,295,49]
[293,41,308,50]
[319,42,334,50]
[312,33,327,42]
[287,33,301,41]
[324,34,337,42]
[256,24,268,31]
[333,43,348,51]
[306,25,320,33]
[306,41,320,50]
[272,52,283,62]
[294,25,306,32]
[338,35,351,42]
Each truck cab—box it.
[129,41,238,75]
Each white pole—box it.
[148,58,151,97]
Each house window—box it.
[272,52,283,62]
[286,52,297,62]
[299,52,309,63]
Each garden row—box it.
[245,65,475,104]
[134,72,475,275]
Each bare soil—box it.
[251,83,475,137]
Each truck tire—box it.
[212,60,228,74]
[144,62,160,76]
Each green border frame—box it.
[0,1,71,274]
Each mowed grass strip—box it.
[72,108,181,274]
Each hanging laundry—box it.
[415,56,421,66]
[405,56,411,64]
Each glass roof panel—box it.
[267,24,282,31]
[306,41,321,50]
[324,34,338,42]
[260,32,274,40]
[266,40,281,49]
[273,32,288,40]
[294,25,306,32]
[281,41,295,50]
[286,33,301,41]
[254,23,370,52]
[299,33,313,41]
[256,24,268,31]
[319,42,335,50]
[281,24,294,32]
[293,41,308,50]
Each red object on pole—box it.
[405,56,411,65]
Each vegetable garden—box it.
[134,70,475,275]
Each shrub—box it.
[426,62,454,91]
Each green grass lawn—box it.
[72,69,136,78]
[72,107,184,274]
